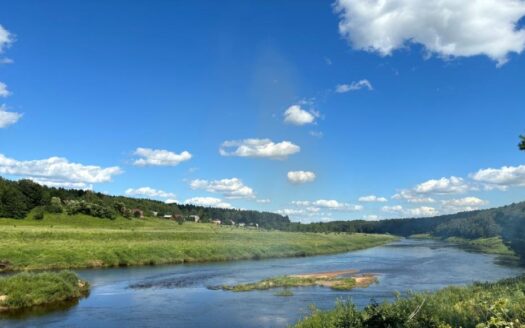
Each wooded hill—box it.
[0,177,291,230]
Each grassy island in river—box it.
[0,271,89,313]
[0,213,397,272]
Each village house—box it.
[238,223,245,227]
[163,214,173,219]
[212,219,221,225]
[189,215,200,223]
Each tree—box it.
[520,135,525,151]
[0,183,28,219]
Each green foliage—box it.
[519,135,525,151]
[64,200,116,219]
[46,196,63,213]
[294,276,525,328]
[0,179,29,219]
[32,207,44,220]
[0,271,89,312]
[435,216,501,239]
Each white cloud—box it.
[0,104,22,128]
[334,0,525,65]
[165,199,178,204]
[292,199,362,212]
[442,196,488,207]
[133,147,192,167]
[219,138,300,159]
[30,178,93,190]
[358,195,387,203]
[470,164,525,189]
[382,205,438,217]
[335,80,373,93]
[287,171,316,184]
[0,153,122,186]
[0,82,10,97]
[362,214,381,221]
[125,187,176,199]
[283,105,318,125]
[392,190,436,203]
[184,197,232,209]
[414,176,470,194]
[0,25,13,54]
[256,198,271,204]
[189,178,255,199]
[309,131,324,138]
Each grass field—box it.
[0,271,89,312]
[0,214,397,272]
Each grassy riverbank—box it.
[0,214,397,272]
[0,271,89,312]
[411,234,517,257]
[294,275,525,328]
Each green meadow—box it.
[0,214,397,272]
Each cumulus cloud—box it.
[441,196,488,212]
[133,147,192,167]
[292,199,363,212]
[392,190,436,203]
[335,80,373,93]
[189,178,255,199]
[30,178,93,190]
[125,187,176,199]
[414,176,470,194]
[470,164,525,189]
[382,205,438,217]
[287,171,316,184]
[0,82,10,97]
[334,0,525,65]
[0,153,122,187]
[0,25,12,53]
[283,105,319,125]
[165,199,178,204]
[219,138,300,159]
[358,195,387,203]
[0,105,21,128]
[184,197,232,209]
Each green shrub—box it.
[32,207,44,220]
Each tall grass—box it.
[0,214,397,271]
[0,271,89,312]
[294,275,525,328]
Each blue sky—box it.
[1,0,525,222]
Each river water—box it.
[1,239,524,328]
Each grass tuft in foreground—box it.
[0,271,89,312]
[294,275,525,328]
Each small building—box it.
[229,220,235,225]
[151,211,158,217]
[189,215,200,223]
[131,209,144,219]
[212,219,221,225]
[238,223,245,227]
[163,214,173,219]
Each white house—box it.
[189,215,200,223]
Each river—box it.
[1,239,524,328]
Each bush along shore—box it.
[293,275,525,328]
[0,271,89,313]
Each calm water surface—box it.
[2,239,524,328]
